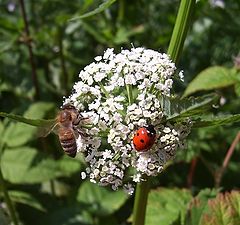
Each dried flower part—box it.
[64,47,191,194]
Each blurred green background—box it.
[0,0,240,224]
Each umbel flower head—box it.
[64,47,191,194]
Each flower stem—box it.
[0,166,19,225]
[126,84,133,105]
[132,179,149,225]
[98,82,110,98]
[132,1,195,225]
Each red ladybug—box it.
[133,125,156,152]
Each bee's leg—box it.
[73,113,89,126]
[74,127,88,137]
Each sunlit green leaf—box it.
[3,123,37,147]
[23,102,55,119]
[1,147,81,184]
[77,181,128,216]
[183,66,237,97]
[0,102,55,147]
[146,188,192,225]
[70,0,117,20]
[234,82,240,97]
[9,191,46,211]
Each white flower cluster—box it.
[64,47,191,194]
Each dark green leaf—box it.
[0,208,10,225]
[77,181,128,216]
[70,0,117,20]
[166,94,218,121]
[1,147,81,184]
[146,188,192,225]
[192,114,240,128]
[183,66,237,97]
[9,191,46,211]
[39,205,93,225]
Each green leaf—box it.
[145,188,192,225]
[1,147,81,184]
[192,114,240,128]
[166,94,218,122]
[9,191,46,211]
[70,0,117,20]
[23,102,55,119]
[1,102,55,147]
[77,181,128,216]
[234,82,240,97]
[183,66,237,97]
[187,189,218,225]
[3,123,37,147]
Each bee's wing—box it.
[37,119,59,137]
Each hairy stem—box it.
[132,1,195,224]
[0,166,19,225]
[167,0,195,64]
[19,0,40,99]
[132,179,149,225]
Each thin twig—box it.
[215,131,240,188]
[58,26,69,95]
[19,0,40,99]
[187,157,198,188]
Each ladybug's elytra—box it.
[133,125,156,152]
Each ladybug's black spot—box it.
[140,139,145,143]
[137,132,140,136]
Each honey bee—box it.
[45,104,86,158]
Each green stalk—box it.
[167,0,195,64]
[0,166,19,225]
[132,1,195,225]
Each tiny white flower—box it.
[95,56,102,61]
[81,172,87,179]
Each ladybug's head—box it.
[145,125,156,134]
